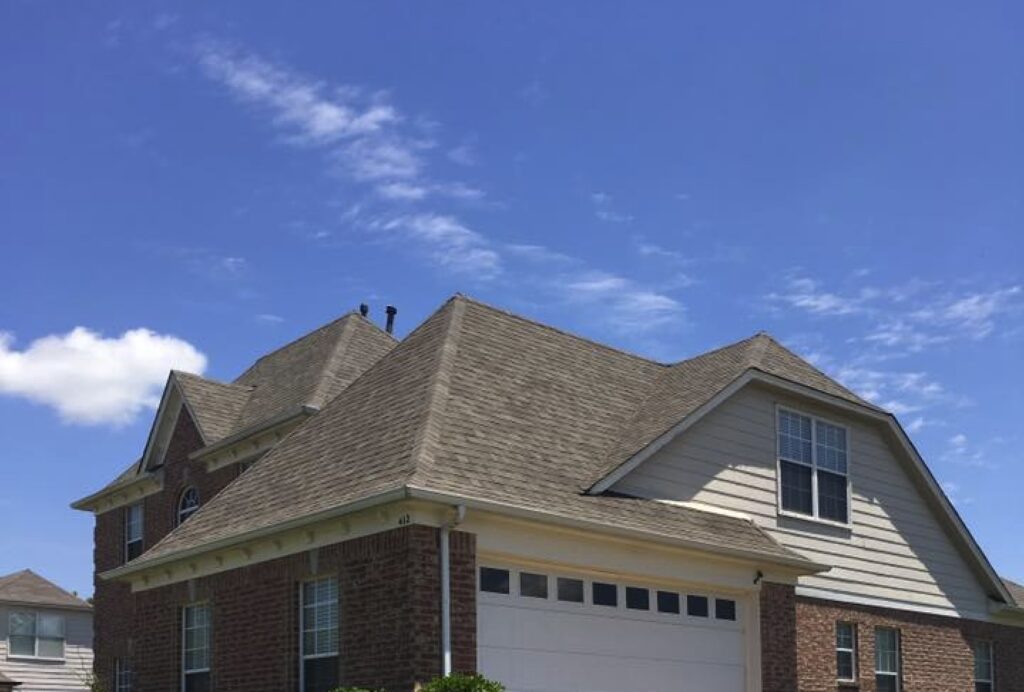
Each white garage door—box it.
[477,565,747,692]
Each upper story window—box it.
[177,487,200,525]
[301,576,339,692]
[182,603,211,692]
[974,641,994,692]
[778,408,850,524]
[7,611,65,660]
[125,503,144,562]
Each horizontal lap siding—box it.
[614,384,990,618]
[0,607,92,691]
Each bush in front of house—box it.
[330,673,504,692]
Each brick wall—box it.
[760,582,798,692]
[795,595,1024,692]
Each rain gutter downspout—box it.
[440,504,467,676]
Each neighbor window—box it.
[778,408,850,523]
[974,641,993,692]
[836,622,857,682]
[301,577,339,692]
[177,487,200,525]
[7,612,65,659]
[115,658,133,692]
[125,503,143,562]
[182,604,211,692]
[874,628,900,692]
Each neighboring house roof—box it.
[1003,579,1024,607]
[0,570,90,611]
[120,296,826,572]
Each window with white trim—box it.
[974,641,994,692]
[177,487,200,525]
[125,503,143,562]
[300,576,339,692]
[182,604,210,692]
[7,611,65,659]
[874,627,900,692]
[778,408,850,523]
[115,658,134,692]
[836,622,857,682]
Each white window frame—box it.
[974,640,994,692]
[874,627,901,692]
[115,657,133,692]
[776,405,853,527]
[6,611,66,661]
[177,487,200,526]
[181,603,211,692]
[125,502,143,562]
[299,576,339,692]
[836,621,857,682]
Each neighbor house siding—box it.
[613,383,991,619]
[0,606,92,692]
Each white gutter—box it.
[440,504,466,676]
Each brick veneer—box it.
[795,595,1024,692]
[760,582,799,692]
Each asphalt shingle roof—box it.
[0,570,90,610]
[1003,578,1024,607]
[130,295,854,569]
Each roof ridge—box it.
[306,314,359,409]
[173,370,253,391]
[407,298,466,486]
[453,293,666,366]
[668,331,764,367]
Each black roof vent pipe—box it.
[359,303,369,317]
[385,305,397,334]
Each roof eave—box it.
[70,470,163,513]
[188,404,319,462]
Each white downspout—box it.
[440,504,467,676]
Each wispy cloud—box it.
[0,328,206,426]
[560,271,684,333]
[941,480,974,507]
[255,313,285,325]
[769,277,877,317]
[590,192,634,224]
[371,213,502,277]
[911,286,1022,340]
[941,432,1002,469]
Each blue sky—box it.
[1,2,1021,598]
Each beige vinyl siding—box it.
[0,605,92,692]
[613,383,992,619]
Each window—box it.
[182,604,211,692]
[592,582,617,607]
[125,503,143,562]
[625,587,650,610]
[715,598,737,621]
[519,572,548,599]
[177,487,200,525]
[686,595,709,617]
[556,578,584,603]
[479,567,510,594]
[836,622,857,682]
[301,577,339,692]
[874,628,900,692]
[974,641,993,692]
[7,612,65,659]
[778,409,850,523]
[656,591,680,614]
[115,658,133,692]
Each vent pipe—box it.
[358,303,369,317]
[385,305,397,334]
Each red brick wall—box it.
[760,582,799,692]
[795,595,1024,692]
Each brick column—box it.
[760,582,798,692]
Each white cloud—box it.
[913,286,1022,340]
[375,213,502,277]
[0,328,206,426]
[769,277,875,317]
[447,141,477,166]
[941,480,973,506]
[561,271,684,333]
[255,314,284,324]
[590,192,634,223]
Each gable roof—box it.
[0,570,90,610]
[115,296,818,574]
[173,372,252,443]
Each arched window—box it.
[177,487,200,525]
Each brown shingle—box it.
[0,570,90,610]
[1003,578,1024,607]
[173,372,252,443]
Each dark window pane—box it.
[876,676,897,692]
[780,461,813,515]
[818,470,849,523]
[592,582,617,607]
[304,656,339,692]
[520,572,548,599]
[479,567,509,594]
[184,672,210,692]
[837,651,854,680]
[715,599,736,621]
[557,578,584,603]
[126,540,143,562]
[656,591,680,614]
[625,587,649,610]
[686,595,708,617]
[976,684,992,692]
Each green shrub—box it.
[422,673,505,692]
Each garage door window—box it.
[625,587,649,611]
[592,582,618,607]
[520,573,548,599]
[657,591,680,614]
[687,595,709,617]
[715,599,737,621]
[557,578,584,603]
[480,567,510,594]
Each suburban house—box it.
[73,294,1024,692]
[0,570,93,691]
